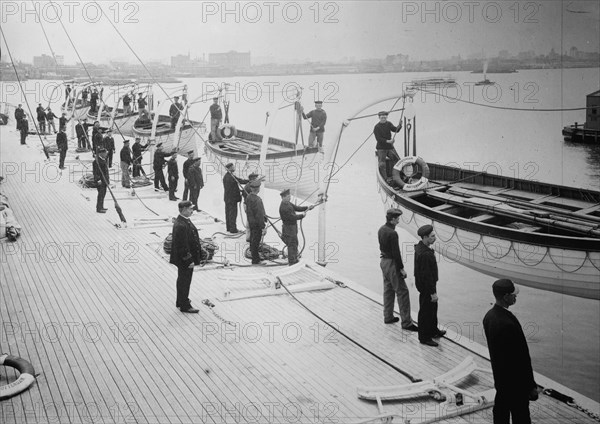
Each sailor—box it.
[93,148,110,213]
[91,121,104,155]
[58,112,68,133]
[373,111,401,177]
[45,108,57,134]
[302,100,327,150]
[122,93,132,114]
[378,208,418,330]
[56,127,68,170]
[137,94,147,116]
[104,129,116,168]
[414,224,445,347]
[168,153,179,201]
[14,104,24,131]
[65,84,72,102]
[242,173,260,201]
[75,119,87,150]
[169,200,202,313]
[153,143,170,192]
[209,97,223,141]
[223,163,249,233]
[120,139,132,188]
[182,150,195,201]
[169,96,183,129]
[483,279,539,424]
[90,89,99,113]
[187,158,204,211]
[36,104,46,134]
[279,188,313,265]
[245,179,267,265]
[132,137,148,177]
[19,115,28,145]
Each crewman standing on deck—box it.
[246,180,267,265]
[104,129,116,168]
[168,153,180,201]
[14,104,24,131]
[182,150,195,201]
[93,148,110,213]
[187,158,204,211]
[223,163,249,234]
[120,139,132,188]
[56,128,68,170]
[19,115,29,145]
[153,143,171,192]
[132,137,148,177]
[279,188,313,265]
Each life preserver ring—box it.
[219,124,237,139]
[392,156,430,191]
[0,354,36,400]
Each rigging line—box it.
[414,86,589,112]
[0,27,50,160]
[347,107,406,122]
[275,276,421,383]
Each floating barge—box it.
[1,124,598,423]
[562,89,600,144]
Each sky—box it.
[1,0,599,65]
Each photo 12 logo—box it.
[400,1,540,24]
[1,1,139,24]
[200,1,340,24]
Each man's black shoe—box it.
[403,324,419,332]
[420,339,439,347]
[180,307,199,314]
[384,317,400,324]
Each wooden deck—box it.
[1,125,598,423]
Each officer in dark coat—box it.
[187,158,204,211]
[279,188,312,265]
[414,224,445,347]
[169,200,202,313]
[181,151,195,200]
[91,122,104,155]
[104,129,116,167]
[153,143,170,191]
[167,153,179,201]
[92,148,110,213]
[75,119,87,150]
[59,113,68,132]
[245,180,267,265]
[120,140,132,188]
[19,116,29,145]
[483,279,539,424]
[132,137,148,177]
[56,128,68,169]
[222,163,249,233]
[14,104,24,131]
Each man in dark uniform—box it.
[209,97,222,141]
[65,84,72,104]
[75,119,87,150]
[36,104,46,134]
[14,104,24,131]
[59,113,68,132]
[483,279,539,424]
[378,208,418,330]
[137,95,147,116]
[223,163,249,233]
[188,158,204,211]
[104,129,116,167]
[19,116,29,145]
[414,224,445,346]
[90,89,99,113]
[46,108,57,133]
[167,153,179,201]
[169,200,202,313]
[302,100,327,149]
[182,150,195,201]
[56,128,68,169]
[122,93,132,114]
[169,96,183,129]
[93,148,109,213]
[82,87,89,106]
[92,121,104,155]
[242,173,260,201]
[373,111,402,177]
[120,139,132,188]
[153,143,170,192]
[279,188,313,265]
[132,137,148,177]
[246,180,267,265]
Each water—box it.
[5,67,599,400]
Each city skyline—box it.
[1,1,599,66]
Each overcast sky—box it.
[2,1,599,64]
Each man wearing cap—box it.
[14,104,24,131]
[209,97,222,141]
[373,111,402,177]
[92,121,104,155]
[137,94,147,116]
[378,208,418,330]
[243,173,260,201]
[19,115,29,145]
[188,158,204,211]
[169,200,203,313]
[120,140,132,188]
[153,143,171,192]
[167,153,179,201]
[58,112,69,133]
[93,148,110,213]
[56,127,68,170]
[182,151,195,201]
[484,279,539,423]
[414,224,444,346]
[246,180,267,264]
[132,137,148,177]
[36,103,47,134]
[279,189,313,265]
[75,119,86,150]
[122,93,132,114]
[302,100,327,150]
[223,163,249,233]
[169,96,183,129]
[104,129,116,168]
[45,108,57,134]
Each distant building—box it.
[209,51,251,69]
[33,54,55,68]
[171,54,191,68]
[586,90,600,130]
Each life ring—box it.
[219,124,237,139]
[392,156,430,191]
[0,354,36,400]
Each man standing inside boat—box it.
[93,148,110,213]
[223,163,249,233]
[414,225,445,346]
[302,100,327,150]
[373,111,401,177]
[170,200,202,314]
[484,279,539,424]
[209,97,222,141]
[169,96,183,130]
[246,180,267,265]
[279,189,313,266]
[378,208,418,330]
